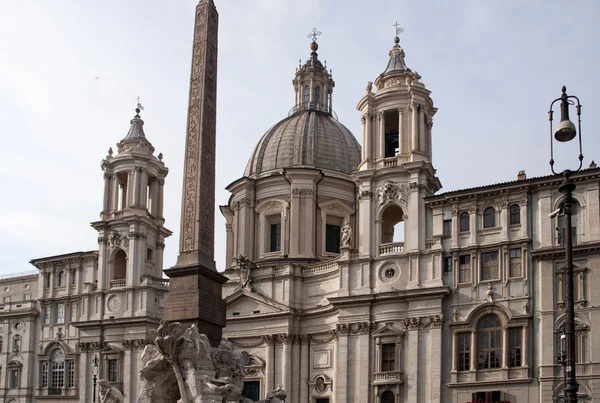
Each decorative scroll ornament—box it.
[376,181,408,208]
[108,231,129,250]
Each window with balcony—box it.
[483,207,496,228]
[458,255,471,284]
[459,212,470,232]
[509,204,521,225]
[381,204,404,247]
[443,219,452,239]
[381,343,396,372]
[481,251,499,281]
[325,224,340,254]
[113,250,127,281]
[383,109,400,157]
[509,248,522,278]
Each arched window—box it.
[477,314,502,369]
[459,212,470,232]
[381,205,404,244]
[113,250,127,281]
[509,204,521,225]
[51,349,65,391]
[483,207,496,228]
[57,271,65,287]
[315,86,321,109]
[303,86,310,106]
[556,321,588,364]
[381,391,395,403]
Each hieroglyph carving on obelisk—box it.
[178,0,218,268]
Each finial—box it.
[137,96,145,111]
[308,27,321,43]
[590,160,597,169]
[393,22,404,44]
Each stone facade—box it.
[219,33,600,403]
[0,109,171,403]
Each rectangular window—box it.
[509,327,522,367]
[108,359,118,383]
[458,333,470,371]
[458,255,471,284]
[325,224,341,254]
[51,359,64,389]
[481,251,499,281]
[3,296,9,304]
[45,272,51,288]
[269,223,281,252]
[443,219,452,239]
[56,303,65,324]
[67,361,75,388]
[443,256,452,275]
[24,294,31,300]
[381,343,396,372]
[71,271,76,285]
[70,304,77,322]
[10,369,19,388]
[242,380,260,401]
[509,248,522,278]
[41,362,48,388]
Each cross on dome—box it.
[308,28,321,43]
[394,22,404,36]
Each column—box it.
[520,198,528,238]
[264,335,275,394]
[111,174,120,211]
[281,334,292,398]
[430,324,443,402]
[379,111,385,159]
[291,336,301,403]
[398,107,404,155]
[123,348,133,399]
[502,327,509,369]
[469,206,477,245]
[451,332,458,372]
[299,335,310,403]
[406,324,420,402]
[411,103,419,152]
[361,115,367,161]
[470,330,477,371]
[358,328,371,403]
[365,112,372,162]
[335,328,348,402]
[157,179,165,218]
[420,108,426,153]
[428,119,433,159]
[451,205,459,249]
[102,173,112,213]
[132,167,142,206]
[289,188,301,257]
[126,169,135,208]
[140,169,149,209]
[501,202,509,241]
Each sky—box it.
[0,0,599,276]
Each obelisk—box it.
[164,0,227,345]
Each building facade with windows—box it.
[219,34,600,403]
[0,109,171,403]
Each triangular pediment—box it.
[100,344,124,355]
[372,323,404,337]
[225,288,290,317]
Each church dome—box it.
[244,109,361,177]
[245,38,361,177]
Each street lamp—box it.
[92,354,99,403]
[548,85,583,403]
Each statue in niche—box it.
[341,221,352,248]
[98,379,124,403]
[233,254,254,291]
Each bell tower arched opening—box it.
[381,204,404,243]
[113,250,127,281]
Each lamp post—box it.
[92,354,99,403]
[549,85,583,403]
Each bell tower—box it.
[354,28,441,262]
[93,107,171,297]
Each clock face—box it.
[107,295,121,312]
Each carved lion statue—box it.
[98,379,124,403]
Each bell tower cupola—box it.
[92,107,172,295]
[292,28,335,115]
[356,28,437,170]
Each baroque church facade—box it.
[1,12,600,403]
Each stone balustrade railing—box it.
[379,242,404,255]
[372,370,403,385]
[110,279,126,289]
[302,258,340,276]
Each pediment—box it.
[100,344,124,355]
[318,200,354,216]
[225,289,290,317]
[372,323,404,337]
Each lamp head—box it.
[92,354,99,376]
[554,86,577,142]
